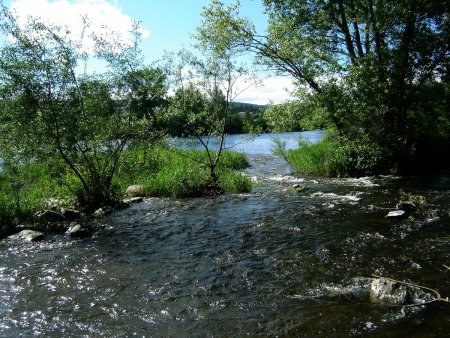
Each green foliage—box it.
[264,98,324,132]
[0,160,74,237]
[0,7,167,210]
[218,171,252,194]
[116,146,251,197]
[202,0,450,175]
[286,138,346,177]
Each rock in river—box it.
[66,223,92,239]
[370,278,412,305]
[9,230,45,242]
[385,210,406,218]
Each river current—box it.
[1,131,450,337]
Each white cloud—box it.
[234,76,296,105]
[8,0,150,52]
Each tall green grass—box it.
[0,161,73,237]
[116,146,251,198]
[282,138,347,177]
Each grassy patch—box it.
[285,138,346,177]
[0,161,73,237]
[116,145,251,198]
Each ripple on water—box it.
[1,156,450,336]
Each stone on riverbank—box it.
[125,185,145,197]
[16,223,46,232]
[36,210,65,223]
[61,208,82,221]
[9,230,45,242]
[124,197,144,204]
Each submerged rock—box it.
[396,201,417,212]
[385,210,406,218]
[9,230,45,242]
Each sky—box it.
[3,0,295,104]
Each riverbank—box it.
[0,146,251,239]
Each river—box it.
[1,131,450,337]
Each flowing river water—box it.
[1,131,450,337]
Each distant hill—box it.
[232,101,268,113]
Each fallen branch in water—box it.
[371,274,450,307]
[443,265,450,272]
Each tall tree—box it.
[200,0,450,174]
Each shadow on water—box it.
[1,132,450,336]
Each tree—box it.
[0,6,149,209]
[120,67,168,137]
[201,0,450,174]
[192,0,257,187]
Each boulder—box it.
[66,223,92,239]
[46,222,69,234]
[61,208,82,221]
[370,278,412,305]
[35,210,65,223]
[125,185,144,197]
[9,230,45,242]
[385,210,406,219]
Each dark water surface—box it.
[1,133,450,337]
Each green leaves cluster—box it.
[201,0,450,175]
[0,6,168,209]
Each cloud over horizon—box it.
[235,76,296,105]
[8,0,150,51]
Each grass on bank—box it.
[285,138,346,177]
[0,145,251,237]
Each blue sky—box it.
[4,0,295,104]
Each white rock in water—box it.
[370,278,411,305]
[386,210,406,218]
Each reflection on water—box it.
[170,130,324,155]
[1,133,450,336]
